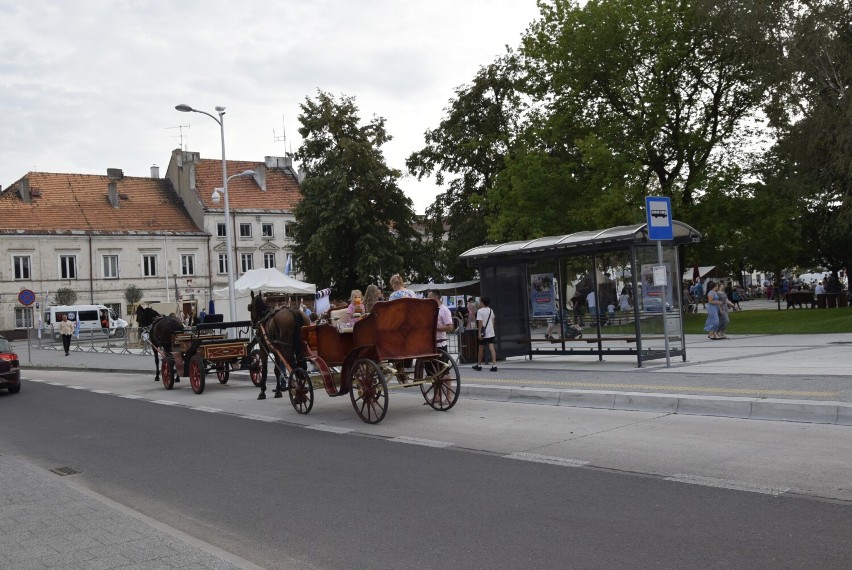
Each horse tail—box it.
[292,309,305,369]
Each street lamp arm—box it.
[175,104,221,126]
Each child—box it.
[346,289,364,323]
[607,302,616,325]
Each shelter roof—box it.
[459,222,700,263]
[0,171,204,235]
[408,280,480,293]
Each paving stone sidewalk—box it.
[0,456,256,570]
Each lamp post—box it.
[175,104,251,330]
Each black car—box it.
[0,336,21,393]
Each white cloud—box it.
[0,0,540,212]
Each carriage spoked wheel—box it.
[349,358,389,424]
[248,349,263,387]
[189,354,206,395]
[288,368,314,414]
[216,363,230,384]
[161,356,175,390]
[414,348,460,411]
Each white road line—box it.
[305,425,355,434]
[665,474,789,496]
[68,386,88,390]
[91,390,112,394]
[120,394,143,399]
[152,400,181,406]
[47,382,64,386]
[505,452,590,467]
[192,406,223,414]
[238,414,280,422]
[390,436,454,448]
[28,379,45,383]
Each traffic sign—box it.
[645,196,673,241]
[18,289,36,306]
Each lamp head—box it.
[211,189,221,204]
[215,106,226,112]
[175,104,193,112]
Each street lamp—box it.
[175,103,247,331]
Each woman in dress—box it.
[704,281,723,339]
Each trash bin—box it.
[458,329,479,364]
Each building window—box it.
[263,252,276,269]
[103,255,119,279]
[218,254,228,274]
[142,255,157,277]
[261,223,274,238]
[284,222,295,238]
[217,223,226,238]
[60,255,77,279]
[239,223,252,238]
[181,254,195,276]
[15,307,34,328]
[240,253,254,273]
[13,255,31,280]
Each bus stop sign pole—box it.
[645,197,673,368]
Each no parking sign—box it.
[18,289,35,306]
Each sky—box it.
[0,0,542,213]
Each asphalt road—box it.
[2,379,851,569]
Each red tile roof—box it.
[193,159,302,212]
[0,172,204,235]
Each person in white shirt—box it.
[815,282,825,295]
[428,290,455,351]
[472,297,497,372]
[586,290,597,321]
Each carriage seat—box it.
[329,308,349,323]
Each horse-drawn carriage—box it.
[249,296,461,424]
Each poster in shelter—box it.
[640,263,674,311]
[530,273,556,317]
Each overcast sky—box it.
[0,0,541,213]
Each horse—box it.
[248,292,309,400]
[135,305,185,384]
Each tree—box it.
[55,287,77,306]
[407,54,523,277]
[124,284,142,307]
[293,91,419,296]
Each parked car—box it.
[0,336,21,394]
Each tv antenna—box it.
[273,116,286,146]
[166,124,191,150]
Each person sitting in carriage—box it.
[346,289,365,323]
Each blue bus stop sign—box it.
[645,196,673,241]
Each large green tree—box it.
[293,91,419,296]
[407,54,523,278]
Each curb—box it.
[461,384,852,426]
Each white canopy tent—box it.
[213,268,316,321]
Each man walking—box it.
[58,314,74,356]
[428,290,455,352]
[473,297,497,372]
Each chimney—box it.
[108,182,119,208]
[253,164,268,191]
[18,176,31,203]
[107,168,124,180]
[150,164,160,179]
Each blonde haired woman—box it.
[388,274,416,300]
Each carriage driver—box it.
[428,290,455,351]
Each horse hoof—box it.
[257,393,266,400]
[274,392,283,399]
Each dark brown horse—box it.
[248,292,309,400]
[136,306,185,385]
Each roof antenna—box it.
[166,124,191,150]
[273,116,286,146]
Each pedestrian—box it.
[704,281,723,340]
[363,284,384,313]
[715,284,736,339]
[586,289,597,323]
[545,301,561,340]
[58,313,74,356]
[465,297,479,330]
[571,290,586,327]
[199,308,207,324]
[694,278,705,310]
[472,296,497,372]
[388,274,417,300]
[428,290,455,352]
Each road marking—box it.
[505,452,590,467]
[192,406,223,414]
[238,414,279,423]
[68,386,88,390]
[47,382,64,386]
[152,400,180,406]
[468,379,839,399]
[390,436,454,448]
[91,390,112,394]
[665,474,789,496]
[28,379,45,383]
[120,394,143,399]
[305,425,355,434]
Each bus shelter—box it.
[458,221,701,367]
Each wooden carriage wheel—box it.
[414,348,460,411]
[189,354,206,395]
[216,363,230,384]
[288,368,314,414]
[349,358,389,424]
[161,356,175,390]
[248,349,263,387]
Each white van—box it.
[44,305,128,338]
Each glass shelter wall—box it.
[632,245,685,359]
